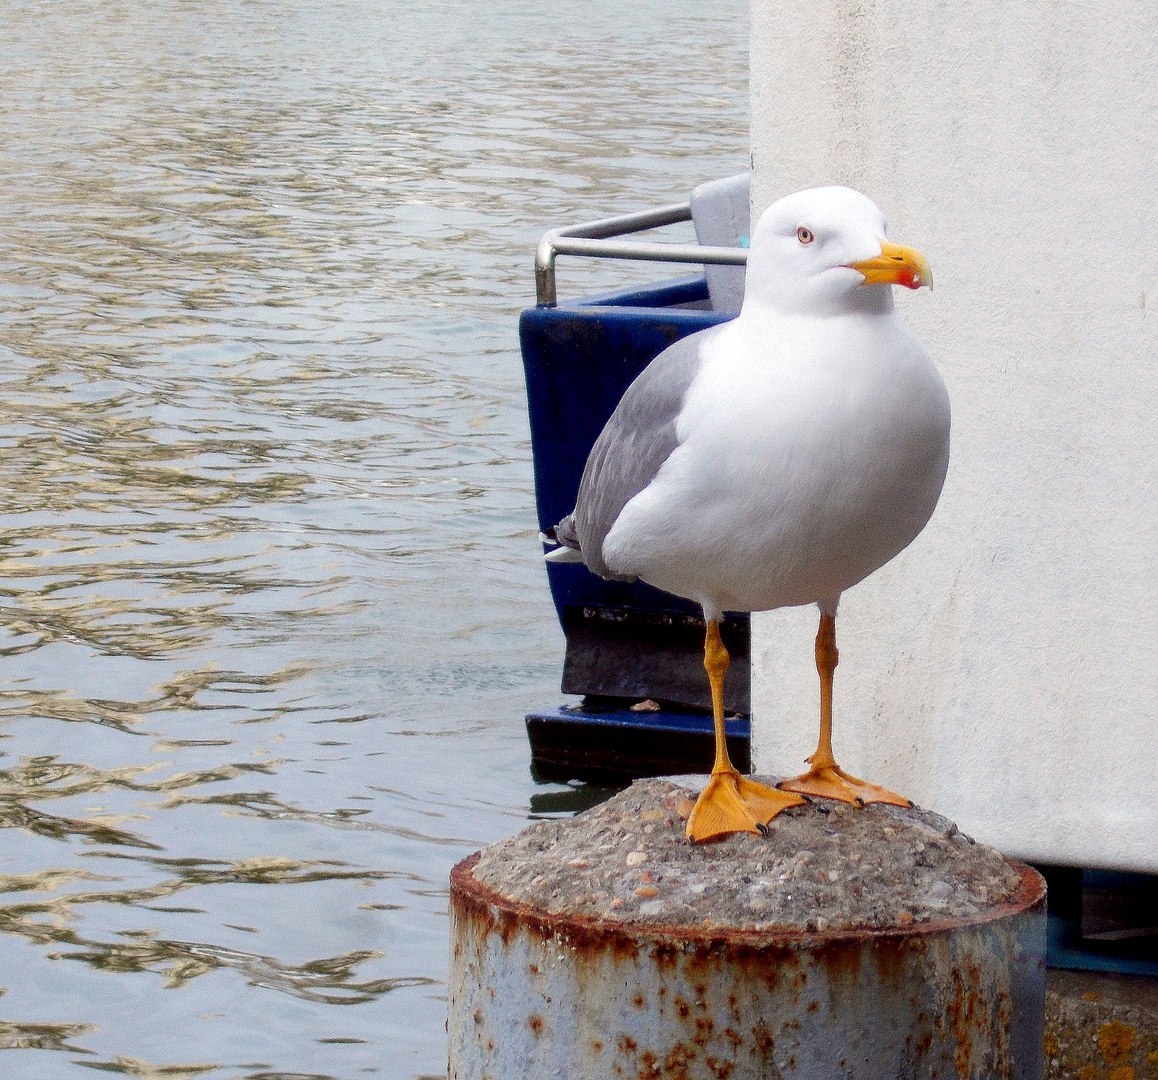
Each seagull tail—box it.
[544,545,584,563]
[541,517,584,563]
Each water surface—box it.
[0,2,747,1075]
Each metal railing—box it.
[534,201,749,307]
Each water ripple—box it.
[0,0,747,1074]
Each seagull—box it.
[545,186,950,843]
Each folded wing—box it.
[547,327,716,579]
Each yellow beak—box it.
[847,241,932,290]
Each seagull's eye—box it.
[797,227,815,245]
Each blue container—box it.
[520,274,747,780]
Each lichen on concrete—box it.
[472,776,1025,932]
[1045,969,1158,1080]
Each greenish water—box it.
[0,1,747,1075]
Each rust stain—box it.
[472,1008,482,1026]
[692,1017,714,1047]
[528,963,539,974]
[1098,1021,1136,1065]
[997,989,1012,1031]
[806,1000,819,1013]
[638,1049,661,1080]
[613,938,643,965]
[674,996,692,1020]
[945,961,987,1078]
[592,1039,604,1052]
[705,1057,734,1079]
[528,1014,544,1037]
[618,1034,638,1054]
[751,1021,775,1058]
[632,993,646,1008]
[663,1043,697,1075]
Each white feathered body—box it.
[600,306,950,617]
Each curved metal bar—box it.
[535,202,749,307]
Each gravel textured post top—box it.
[471,777,1030,933]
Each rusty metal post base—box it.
[449,855,1046,1080]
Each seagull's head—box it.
[743,186,931,318]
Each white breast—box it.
[600,311,950,616]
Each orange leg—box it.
[777,613,911,808]
[685,620,805,843]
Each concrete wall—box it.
[749,0,1158,872]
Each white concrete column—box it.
[749,0,1158,872]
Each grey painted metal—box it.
[690,172,751,314]
[449,854,1046,1080]
[534,202,748,307]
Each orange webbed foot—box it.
[778,764,911,808]
[686,770,805,843]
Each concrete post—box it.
[748,0,1158,872]
[449,779,1047,1080]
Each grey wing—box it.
[551,326,715,579]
